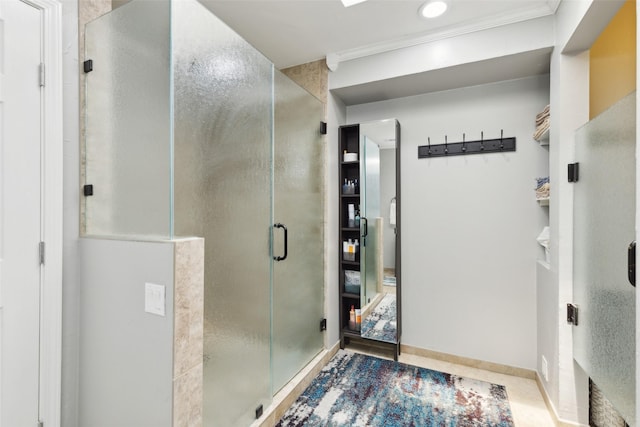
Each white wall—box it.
[346,75,550,370]
[61,1,80,426]
[541,1,625,424]
[78,238,175,427]
[329,16,554,92]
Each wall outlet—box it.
[145,282,165,316]
[541,355,549,382]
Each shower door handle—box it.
[273,223,288,261]
[629,240,636,287]
[361,217,368,247]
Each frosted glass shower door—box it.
[172,1,273,425]
[573,92,636,425]
[272,71,325,392]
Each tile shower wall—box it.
[281,59,329,106]
[173,239,205,427]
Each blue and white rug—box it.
[383,276,396,287]
[360,294,397,343]
[277,350,514,427]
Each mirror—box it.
[358,119,400,344]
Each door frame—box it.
[17,0,63,425]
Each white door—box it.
[0,1,44,426]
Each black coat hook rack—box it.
[418,130,515,158]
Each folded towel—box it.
[536,105,550,121]
[535,177,550,199]
[533,117,550,141]
[536,182,550,199]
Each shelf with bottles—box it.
[342,238,361,264]
[341,293,361,321]
[341,201,362,229]
[345,304,362,333]
[341,178,360,196]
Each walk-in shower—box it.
[84,1,325,425]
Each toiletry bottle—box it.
[348,204,355,228]
[349,305,356,330]
[355,210,360,227]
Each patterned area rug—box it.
[360,294,396,343]
[383,276,396,286]
[277,351,514,427]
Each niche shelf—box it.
[536,128,549,145]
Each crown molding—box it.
[327,2,557,71]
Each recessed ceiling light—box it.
[341,0,368,7]
[419,0,448,18]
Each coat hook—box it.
[500,129,504,150]
[444,135,448,154]
[480,131,485,151]
[462,133,466,152]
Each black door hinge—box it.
[320,121,327,135]
[83,184,94,197]
[320,318,327,331]
[568,162,579,183]
[567,303,578,326]
[255,404,263,419]
[39,242,45,265]
[83,59,93,73]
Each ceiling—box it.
[199,0,561,70]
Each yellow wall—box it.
[590,0,636,119]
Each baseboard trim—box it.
[534,373,587,427]
[400,344,536,380]
[253,342,340,427]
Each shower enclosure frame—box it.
[82,1,326,425]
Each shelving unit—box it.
[338,124,362,342]
[534,105,551,267]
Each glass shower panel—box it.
[362,138,381,305]
[272,71,324,393]
[573,92,636,425]
[172,1,272,424]
[84,0,171,237]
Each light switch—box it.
[145,282,165,316]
